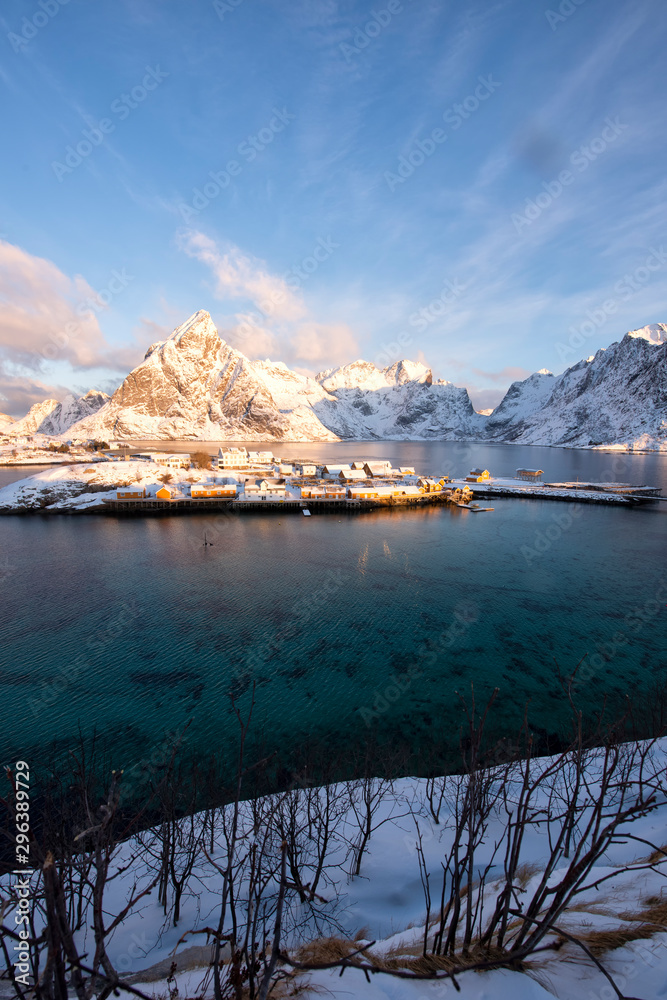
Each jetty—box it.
[449,477,662,506]
[101,489,461,515]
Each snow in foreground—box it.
[4,739,667,1000]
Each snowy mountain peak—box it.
[316,359,388,392]
[384,359,432,385]
[8,391,109,437]
[316,357,431,392]
[486,322,666,449]
[627,323,667,345]
[9,314,666,450]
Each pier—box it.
[100,491,457,516]
[450,479,661,506]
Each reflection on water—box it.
[1,443,666,803]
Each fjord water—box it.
[1,443,666,802]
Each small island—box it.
[0,445,474,514]
[0,444,660,515]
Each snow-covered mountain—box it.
[9,314,667,448]
[8,390,109,437]
[313,358,484,440]
[65,311,484,442]
[486,325,667,449]
[0,412,15,431]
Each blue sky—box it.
[0,0,665,415]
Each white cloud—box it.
[0,368,70,416]
[0,239,142,375]
[0,239,111,369]
[178,230,305,323]
[291,321,359,366]
[178,230,359,368]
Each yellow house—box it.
[116,487,145,500]
[156,486,174,500]
[465,468,490,483]
[191,485,236,498]
[348,487,379,499]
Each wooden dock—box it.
[453,482,660,506]
[101,491,459,516]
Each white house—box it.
[131,452,188,469]
[363,461,392,477]
[217,447,249,469]
[242,478,286,499]
[153,453,189,469]
[323,464,351,478]
[298,464,317,477]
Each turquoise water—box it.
[1,443,666,800]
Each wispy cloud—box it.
[0,239,140,375]
[177,229,359,368]
[0,367,71,416]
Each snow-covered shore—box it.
[0,461,224,512]
[3,743,667,1000]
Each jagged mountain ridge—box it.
[62,311,485,442]
[485,324,666,449]
[5,313,666,449]
[7,390,109,437]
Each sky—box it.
[0,0,665,416]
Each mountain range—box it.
[5,311,666,450]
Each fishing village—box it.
[0,440,664,515]
[99,446,662,515]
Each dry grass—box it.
[580,896,667,956]
[295,933,370,968]
[381,942,519,975]
[513,862,543,888]
[646,844,667,865]
[295,934,519,977]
